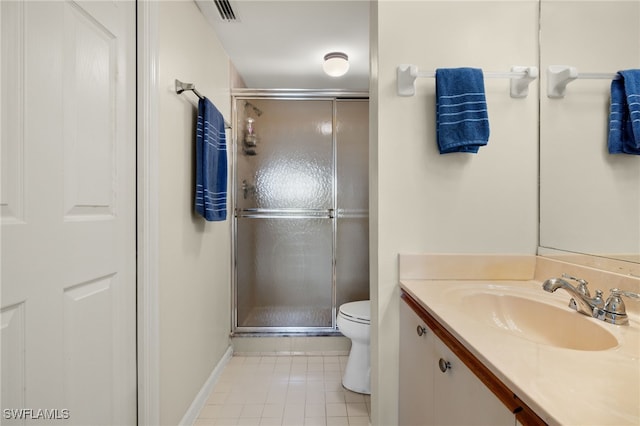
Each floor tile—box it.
[304,417,326,426]
[261,403,284,418]
[347,416,370,425]
[326,417,349,426]
[345,403,368,418]
[326,403,347,417]
[283,404,305,418]
[305,404,325,418]
[259,417,282,426]
[195,355,370,426]
[344,391,365,403]
[325,391,345,403]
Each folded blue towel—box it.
[608,69,640,155]
[436,67,490,154]
[195,97,227,221]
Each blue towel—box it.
[436,68,490,154]
[608,69,640,155]
[195,97,227,221]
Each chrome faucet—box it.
[542,274,604,317]
[542,274,640,325]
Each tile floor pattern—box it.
[195,355,371,426]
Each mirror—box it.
[538,0,640,274]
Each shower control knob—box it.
[416,325,427,336]
[438,358,451,373]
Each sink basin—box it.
[460,292,618,351]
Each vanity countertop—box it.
[400,279,640,426]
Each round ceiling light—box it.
[323,52,349,77]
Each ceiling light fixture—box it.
[323,52,349,77]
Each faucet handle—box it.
[612,289,640,300]
[596,289,640,325]
[606,289,640,310]
[562,273,590,297]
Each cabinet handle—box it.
[416,325,427,336]
[438,358,451,373]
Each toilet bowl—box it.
[337,300,370,394]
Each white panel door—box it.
[1,1,136,425]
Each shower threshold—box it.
[235,305,340,335]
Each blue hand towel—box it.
[436,68,490,154]
[195,97,227,221]
[608,69,640,155]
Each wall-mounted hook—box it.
[547,66,578,98]
[510,66,538,98]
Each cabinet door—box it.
[433,338,514,426]
[399,299,435,426]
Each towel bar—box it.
[547,66,620,98]
[175,79,232,129]
[396,65,538,98]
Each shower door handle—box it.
[236,208,335,219]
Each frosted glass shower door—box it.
[236,217,333,328]
[235,99,335,330]
[336,100,369,308]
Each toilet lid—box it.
[339,300,370,324]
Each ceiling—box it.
[195,0,370,90]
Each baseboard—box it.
[179,345,233,426]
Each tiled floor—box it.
[195,355,371,426]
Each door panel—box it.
[1,1,136,425]
[235,98,335,331]
[63,0,118,219]
[236,98,334,211]
[236,216,333,329]
[1,303,26,418]
[335,100,369,308]
[0,0,25,224]
[234,97,369,332]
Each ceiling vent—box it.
[214,0,237,21]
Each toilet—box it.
[337,300,371,394]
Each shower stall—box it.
[232,92,369,334]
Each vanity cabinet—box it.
[399,292,546,426]
[432,336,513,425]
[398,298,436,424]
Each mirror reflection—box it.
[538,0,640,269]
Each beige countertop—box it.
[400,279,640,426]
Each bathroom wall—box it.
[371,1,540,424]
[158,2,232,424]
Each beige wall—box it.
[371,1,540,424]
[157,2,232,424]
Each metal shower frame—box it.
[230,89,369,336]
